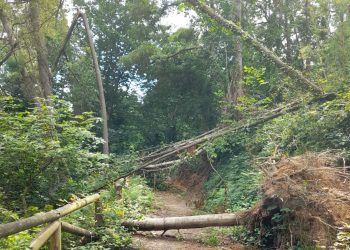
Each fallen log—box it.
[137,93,335,168]
[121,213,246,231]
[139,126,223,163]
[93,93,335,192]
[142,160,182,170]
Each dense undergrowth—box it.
[1,91,350,249]
[0,97,152,249]
[0,176,154,249]
[66,176,154,250]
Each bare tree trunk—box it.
[304,0,312,71]
[122,213,247,231]
[186,0,323,95]
[0,9,15,47]
[20,68,38,101]
[282,1,292,63]
[226,0,243,117]
[81,13,109,155]
[29,0,52,99]
[21,186,30,213]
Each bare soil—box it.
[131,190,246,250]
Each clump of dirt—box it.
[167,153,212,208]
[248,153,350,248]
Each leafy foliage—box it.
[64,176,154,250]
[0,96,105,210]
[203,133,262,212]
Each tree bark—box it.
[29,0,52,99]
[122,213,247,231]
[186,0,323,95]
[81,13,109,155]
[303,0,312,71]
[282,1,292,63]
[226,0,243,117]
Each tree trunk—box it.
[81,13,109,155]
[0,8,37,100]
[283,1,292,63]
[186,0,323,95]
[29,0,52,99]
[21,186,30,213]
[122,213,246,231]
[226,0,243,111]
[20,68,38,101]
[304,0,312,71]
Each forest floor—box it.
[131,190,247,250]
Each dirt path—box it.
[131,191,246,250]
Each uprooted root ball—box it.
[247,153,350,249]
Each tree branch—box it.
[0,42,17,66]
[0,8,17,66]
[53,12,82,72]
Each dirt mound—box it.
[167,153,212,208]
[248,153,350,249]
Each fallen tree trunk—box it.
[139,126,223,163]
[186,0,323,95]
[137,93,335,168]
[122,213,246,231]
[92,93,335,192]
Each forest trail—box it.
[131,190,246,250]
